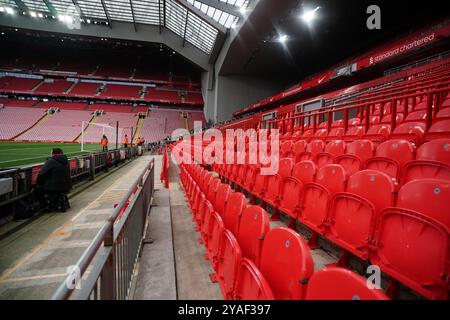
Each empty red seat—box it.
[292,160,316,183]
[314,129,328,138]
[207,177,221,203]
[299,140,325,161]
[343,125,365,141]
[237,205,270,267]
[326,127,345,140]
[436,107,450,119]
[214,183,232,218]
[401,139,450,183]
[216,229,243,299]
[380,113,404,124]
[371,179,449,300]
[305,268,389,300]
[315,140,346,168]
[364,124,391,142]
[293,140,307,161]
[279,172,304,220]
[404,110,426,122]
[224,192,247,237]
[259,227,314,299]
[390,121,425,143]
[206,211,225,271]
[366,139,415,180]
[263,158,293,207]
[336,140,374,178]
[281,140,293,158]
[243,165,258,192]
[299,164,346,236]
[233,258,274,300]
[424,119,450,140]
[326,170,395,260]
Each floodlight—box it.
[301,6,320,23]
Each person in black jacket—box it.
[34,148,72,209]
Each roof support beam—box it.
[42,0,57,16]
[100,0,112,28]
[182,10,189,47]
[194,0,242,17]
[11,0,27,12]
[175,0,226,34]
[129,0,137,31]
[71,0,86,20]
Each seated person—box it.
[34,148,72,210]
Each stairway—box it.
[65,81,78,94]
[132,117,145,143]
[31,80,45,92]
[73,115,97,142]
[14,111,51,140]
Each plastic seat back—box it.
[327,170,395,259]
[292,160,316,183]
[207,177,221,204]
[366,140,415,180]
[237,206,270,267]
[264,158,293,205]
[336,140,374,177]
[224,192,246,237]
[299,164,346,234]
[215,183,232,217]
[371,179,449,299]
[206,212,225,271]
[217,229,243,299]
[401,139,450,183]
[234,258,274,300]
[305,268,389,300]
[260,227,314,299]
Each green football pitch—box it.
[0,142,103,168]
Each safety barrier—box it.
[0,147,139,209]
[51,157,155,300]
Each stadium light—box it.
[29,11,37,18]
[38,13,43,18]
[86,19,91,23]
[301,6,320,23]
[0,7,4,12]
[5,7,15,15]
[278,34,288,43]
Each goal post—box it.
[80,121,123,152]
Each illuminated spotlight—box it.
[278,34,288,43]
[1,32,5,35]
[0,7,4,12]
[38,13,43,18]
[29,11,37,18]
[86,19,91,23]
[105,21,108,25]
[301,6,320,23]
[5,7,15,15]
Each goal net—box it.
[80,121,124,152]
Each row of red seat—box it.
[179,162,389,300]
[277,138,450,183]
[203,141,449,299]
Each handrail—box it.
[51,157,155,300]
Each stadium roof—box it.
[0,0,253,54]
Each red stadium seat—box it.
[299,164,346,236]
[237,205,270,267]
[293,140,308,161]
[224,192,247,237]
[327,170,395,260]
[305,268,389,300]
[259,227,314,299]
[233,258,274,300]
[292,160,317,183]
[401,139,450,183]
[207,177,221,203]
[336,140,374,178]
[404,110,426,122]
[364,124,391,142]
[315,140,346,168]
[279,172,304,220]
[366,139,415,180]
[216,229,243,299]
[214,183,232,218]
[206,211,225,271]
[390,121,425,143]
[263,158,293,208]
[424,119,450,140]
[371,179,450,300]
[281,140,294,158]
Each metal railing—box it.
[51,158,155,300]
[0,147,139,209]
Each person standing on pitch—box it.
[123,134,129,148]
[101,134,109,151]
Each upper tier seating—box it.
[69,82,100,96]
[0,76,42,92]
[34,80,72,95]
[100,84,142,99]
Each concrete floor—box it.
[132,159,222,300]
[0,155,158,299]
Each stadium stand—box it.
[0,106,46,140]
